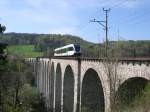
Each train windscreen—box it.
[75,45,80,52]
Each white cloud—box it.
[0,0,79,33]
[24,0,69,11]
[95,0,140,9]
[121,0,139,8]
[21,0,78,25]
[56,0,141,10]
[48,27,78,35]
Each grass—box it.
[8,45,43,58]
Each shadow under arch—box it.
[55,63,62,112]
[49,62,54,111]
[63,65,74,112]
[115,77,149,108]
[81,68,105,112]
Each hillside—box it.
[0,33,101,57]
[0,33,150,58]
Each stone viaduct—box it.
[28,57,150,112]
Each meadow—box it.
[8,45,43,58]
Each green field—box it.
[8,45,43,58]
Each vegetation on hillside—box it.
[1,33,150,58]
[8,45,43,58]
[120,83,150,112]
[0,33,100,57]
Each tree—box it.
[0,55,48,112]
[101,40,124,112]
[0,24,6,33]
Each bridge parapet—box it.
[52,57,150,66]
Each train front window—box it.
[68,47,74,51]
[75,45,80,52]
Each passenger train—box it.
[54,44,81,56]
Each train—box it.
[54,44,81,56]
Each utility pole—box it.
[90,8,111,57]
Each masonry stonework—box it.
[28,58,150,112]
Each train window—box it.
[68,47,74,51]
[61,49,64,53]
[62,49,66,53]
[55,50,59,54]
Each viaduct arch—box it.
[81,68,105,112]
[50,62,54,111]
[55,63,62,112]
[116,77,149,108]
[63,65,75,112]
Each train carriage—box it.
[54,44,81,56]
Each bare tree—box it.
[101,40,123,112]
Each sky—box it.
[0,0,150,43]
